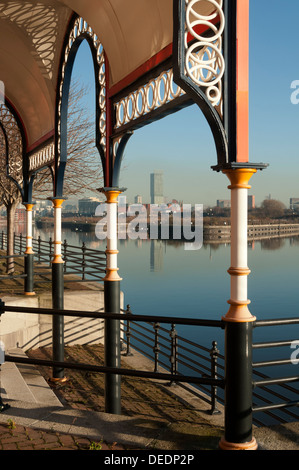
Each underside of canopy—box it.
[0,0,218,151]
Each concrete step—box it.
[0,348,62,407]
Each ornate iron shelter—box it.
[0,0,269,450]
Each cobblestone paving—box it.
[0,421,126,450]
[27,344,203,423]
[0,344,223,450]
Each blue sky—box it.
[72,0,299,208]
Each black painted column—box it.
[219,169,257,450]
[101,188,123,414]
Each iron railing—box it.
[251,318,299,425]
[120,309,299,426]
[2,298,299,425]
[1,302,224,396]
[0,232,106,283]
[121,305,224,414]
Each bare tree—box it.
[0,80,103,273]
[260,199,286,219]
[33,80,103,199]
[0,107,23,273]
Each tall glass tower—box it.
[150,170,164,204]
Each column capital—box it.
[48,197,66,209]
[98,187,126,203]
[23,202,36,211]
[223,168,256,190]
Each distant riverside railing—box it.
[0,232,106,283]
[204,223,299,241]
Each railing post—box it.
[63,239,67,273]
[82,242,86,280]
[49,237,52,266]
[124,305,133,356]
[210,341,220,415]
[38,236,41,263]
[153,322,160,372]
[169,323,178,384]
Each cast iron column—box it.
[50,197,66,382]
[101,187,123,414]
[219,168,257,451]
[23,202,35,296]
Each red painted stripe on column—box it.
[236,0,249,163]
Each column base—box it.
[222,300,256,322]
[219,437,258,450]
[48,377,68,385]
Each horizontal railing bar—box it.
[253,369,299,396]
[0,275,27,279]
[0,254,24,258]
[4,354,224,387]
[253,340,298,349]
[253,401,299,412]
[255,318,299,327]
[1,305,224,327]
[253,358,296,367]
[253,376,299,387]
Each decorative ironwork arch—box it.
[55,14,107,197]
[0,100,35,203]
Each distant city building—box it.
[15,208,25,223]
[150,170,164,205]
[217,197,255,210]
[79,197,100,215]
[65,204,77,212]
[134,195,142,204]
[217,199,231,208]
[290,198,299,210]
[248,195,255,209]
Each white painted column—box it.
[223,169,256,322]
[103,189,122,282]
[24,203,34,255]
[52,198,64,265]
[23,203,35,296]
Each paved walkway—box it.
[1,344,299,451]
[0,343,225,451]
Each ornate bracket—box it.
[173,0,267,172]
[173,0,228,167]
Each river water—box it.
[11,225,299,423]
[31,226,299,349]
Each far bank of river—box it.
[36,219,299,242]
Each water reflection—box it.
[10,225,299,326]
[150,240,164,272]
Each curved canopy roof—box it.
[0,0,218,151]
